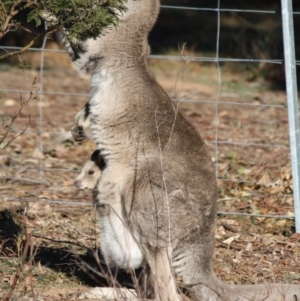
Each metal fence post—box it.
[281,0,300,232]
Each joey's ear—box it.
[97,155,106,170]
[91,149,106,170]
[91,150,101,163]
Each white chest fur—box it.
[90,69,115,111]
[99,206,144,270]
[89,70,144,269]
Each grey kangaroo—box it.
[48,1,300,300]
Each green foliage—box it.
[43,0,128,41]
[27,7,43,27]
[1,0,127,42]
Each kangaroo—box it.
[74,149,105,190]
[49,1,300,300]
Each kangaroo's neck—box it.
[101,40,151,70]
[72,0,160,74]
[90,50,155,94]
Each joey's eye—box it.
[88,170,94,175]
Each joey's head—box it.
[74,161,101,190]
[74,150,105,190]
[68,0,161,73]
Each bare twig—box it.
[3,208,35,301]
[0,175,51,186]
[0,78,38,150]
[221,221,239,233]
[0,1,7,17]
[30,234,90,249]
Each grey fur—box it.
[57,0,300,300]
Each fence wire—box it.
[0,2,299,228]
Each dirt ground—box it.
[0,47,299,300]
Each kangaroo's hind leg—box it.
[122,172,182,301]
[174,245,226,301]
[142,247,181,301]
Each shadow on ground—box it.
[0,209,144,292]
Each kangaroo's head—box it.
[68,0,160,73]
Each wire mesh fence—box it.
[0,1,299,231]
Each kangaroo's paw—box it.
[71,124,87,141]
[41,11,59,26]
[71,107,91,142]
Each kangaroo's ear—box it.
[91,150,101,163]
[84,102,90,119]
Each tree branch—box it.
[0,1,7,17]
[0,28,58,61]
[0,0,38,40]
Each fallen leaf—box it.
[245,242,253,251]
[32,147,44,159]
[269,186,284,194]
[4,99,17,106]
[223,234,240,245]
[276,219,286,227]
[257,171,271,185]
[54,145,69,158]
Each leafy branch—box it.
[0,30,51,60]
[0,0,127,60]
[0,0,38,40]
